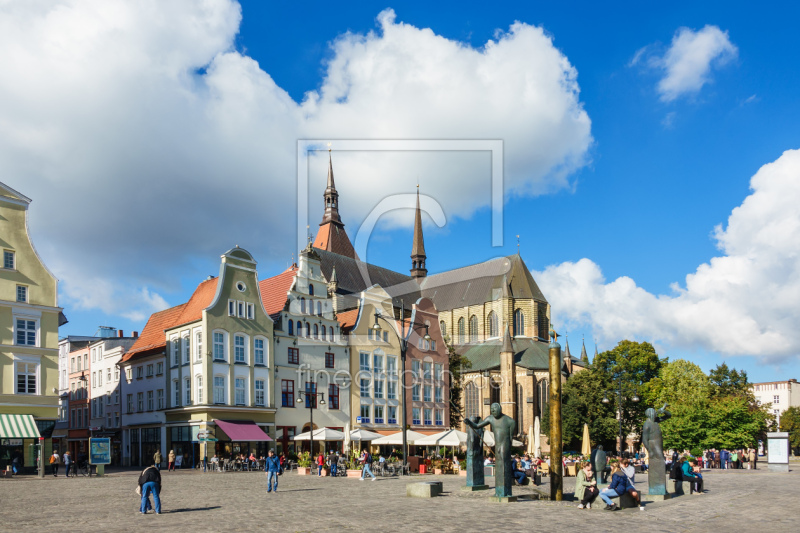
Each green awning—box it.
[0,414,41,439]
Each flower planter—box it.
[319,468,329,477]
[434,468,443,475]
[346,469,364,478]
[296,467,312,475]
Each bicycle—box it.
[77,460,91,477]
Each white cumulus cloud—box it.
[654,25,738,102]
[536,149,800,363]
[0,2,592,320]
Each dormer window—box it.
[236,281,246,292]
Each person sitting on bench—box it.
[681,456,704,494]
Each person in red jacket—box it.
[317,453,325,476]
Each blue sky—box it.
[3,1,799,382]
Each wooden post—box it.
[549,342,563,501]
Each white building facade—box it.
[752,379,800,425]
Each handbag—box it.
[135,485,141,496]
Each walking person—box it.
[63,451,72,478]
[50,451,60,477]
[154,450,162,471]
[264,449,281,493]
[328,451,337,477]
[749,448,757,470]
[138,462,162,514]
[359,450,376,481]
[168,450,176,472]
[317,452,325,476]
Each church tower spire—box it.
[410,186,427,279]
[312,149,358,260]
[581,335,590,364]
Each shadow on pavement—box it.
[167,506,222,513]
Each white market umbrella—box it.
[293,427,345,441]
[344,422,351,454]
[483,432,523,447]
[581,423,591,457]
[349,429,384,442]
[533,416,542,459]
[414,429,468,447]
[371,430,426,445]
[527,425,536,455]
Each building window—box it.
[313,324,319,338]
[247,303,254,320]
[514,309,525,336]
[214,376,226,404]
[155,362,163,375]
[15,319,37,346]
[321,326,327,341]
[300,298,306,314]
[469,315,478,342]
[157,389,164,410]
[185,377,191,404]
[137,392,144,412]
[234,334,246,363]
[146,364,153,377]
[388,406,398,424]
[387,356,397,376]
[423,362,432,380]
[457,317,465,344]
[305,322,311,338]
[228,300,235,316]
[412,360,420,378]
[255,338,265,365]
[325,352,334,368]
[16,361,37,394]
[288,319,294,335]
[304,382,317,408]
[107,368,112,382]
[288,347,299,365]
[329,327,334,341]
[136,366,143,379]
[3,250,14,269]
[172,338,179,366]
[487,311,498,338]
[464,382,479,419]
[71,357,76,373]
[435,363,443,381]
[440,321,446,337]
[183,335,190,364]
[435,409,444,426]
[235,378,246,405]
[424,385,432,402]
[147,390,154,411]
[328,384,339,410]
[197,376,203,404]
[248,379,262,407]
[412,384,420,402]
[173,380,180,406]
[374,405,384,424]
[281,380,294,407]
[127,394,133,413]
[412,407,421,425]
[360,404,370,423]
[424,408,432,425]
[373,355,384,375]
[387,381,397,400]
[537,379,549,419]
[238,301,245,318]
[16,285,27,303]
[196,332,203,361]
[374,380,384,399]
[774,395,780,404]
[360,379,370,398]
[360,353,370,372]
[434,385,442,403]
[213,332,225,360]
[316,301,322,316]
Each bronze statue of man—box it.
[464,415,487,489]
[642,404,671,496]
[591,444,608,484]
[465,403,516,498]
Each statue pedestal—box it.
[462,485,489,492]
[489,496,518,503]
[645,493,671,501]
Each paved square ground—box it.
[1,467,798,532]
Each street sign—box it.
[89,426,102,431]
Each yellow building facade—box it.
[0,182,63,472]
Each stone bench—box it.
[407,481,443,498]
[668,479,704,495]
[589,490,639,509]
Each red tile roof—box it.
[172,277,218,328]
[259,265,298,318]
[313,223,359,260]
[121,303,187,363]
[336,308,360,330]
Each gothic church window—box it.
[469,315,478,343]
[487,311,498,338]
[514,309,525,337]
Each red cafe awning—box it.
[214,420,273,442]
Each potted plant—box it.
[432,459,443,475]
[297,451,312,475]
[458,460,467,476]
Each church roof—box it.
[411,189,426,257]
[312,223,359,260]
[458,337,586,373]
[259,265,299,319]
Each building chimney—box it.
[117,330,124,338]
[132,331,139,338]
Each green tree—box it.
[593,340,665,450]
[704,396,772,449]
[709,363,752,400]
[779,406,800,451]
[560,367,618,450]
[446,341,472,427]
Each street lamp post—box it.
[372,300,430,476]
[602,376,639,457]
[297,389,325,457]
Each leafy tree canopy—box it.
[779,406,800,449]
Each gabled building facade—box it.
[0,181,64,472]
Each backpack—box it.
[669,461,682,480]
[365,453,373,465]
[50,455,56,464]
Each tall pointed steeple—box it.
[410,186,427,279]
[313,149,359,260]
[581,335,589,364]
[563,333,571,359]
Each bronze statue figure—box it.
[591,445,608,484]
[642,404,671,496]
[465,403,516,498]
[464,415,487,489]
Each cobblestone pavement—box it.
[1,467,798,532]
